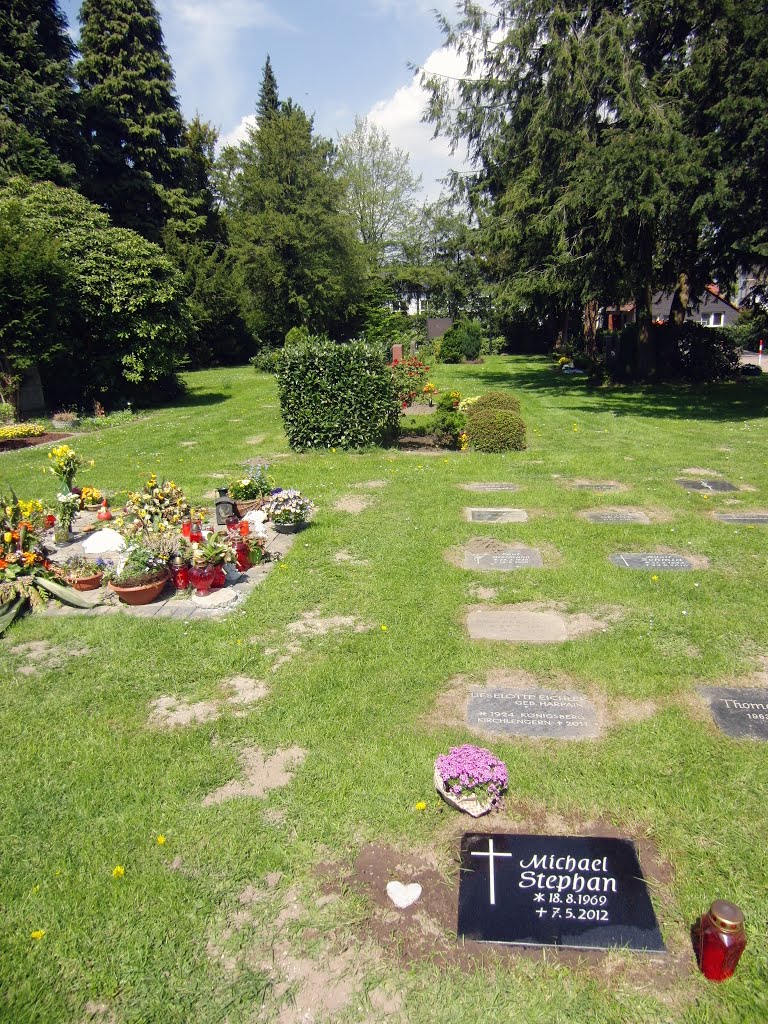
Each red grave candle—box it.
[181,516,191,540]
[698,901,747,981]
[189,520,203,544]
[235,541,251,572]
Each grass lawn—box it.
[1,356,767,1023]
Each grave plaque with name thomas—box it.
[458,833,665,951]
[676,479,738,492]
[467,688,600,739]
[610,552,695,571]
[698,687,768,740]
[464,548,544,571]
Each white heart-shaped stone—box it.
[386,881,422,909]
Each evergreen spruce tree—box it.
[0,0,83,185]
[77,0,187,241]
[256,56,280,123]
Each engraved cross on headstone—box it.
[470,835,512,905]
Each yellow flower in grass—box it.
[156,835,166,846]
[651,575,659,582]
[112,865,125,879]
[380,624,388,632]
[30,929,46,941]
[415,801,427,811]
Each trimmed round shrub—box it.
[468,409,527,453]
[466,390,522,417]
[439,329,465,363]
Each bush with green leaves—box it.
[468,408,527,453]
[0,403,15,425]
[438,328,465,363]
[251,349,281,373]
[277,337,399,450]
[466,390,522,418]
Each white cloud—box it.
[171,0,296,33]
[367,45,470,199]
[218,113,257,150]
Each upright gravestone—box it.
[392,343,404,363]
[467,688,600,739]
[698,687,768,740]
[458,833,665,951]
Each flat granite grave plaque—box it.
[464,548,543,571]
[569,481,622,492]
[586,510,651,525]
[715,513,768,525]
[467,688,600,739]
[467,508,529,524]
[462,483,521,493]
[610,552,695,571]
[467,608,569,644]
[676,478,738,492]
[698,687,768,740]
[458,833,665,951]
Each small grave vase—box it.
[433,766,493,818]
[698,901,747,981]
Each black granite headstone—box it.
[714,513,768,525]
[698,687,768,740]
[458,833,665,951]
[464,548,544,570]
[676,479,738,492]
[467,688,600,738]
[610,552,695,571]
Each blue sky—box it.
[59,0,468,198]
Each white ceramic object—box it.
[81,528,126,554]
[386,881,422,909]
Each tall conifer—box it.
[0,0,83,185]
[256,56,280,123]
[77,0,186,240]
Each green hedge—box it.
[276,338,400,450]
[468,408,527,452]
[466,390,522,417]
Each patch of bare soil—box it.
[354,480,388,490]
[201,745,306,805]
[80,1002,115,1024]
[334,549,369,566]
[224,675,269,706]
[148,695,220,729]
[334,495,372,513]
[679,468,723,477]
[246,435,266,445]
[180,440,197,447]
[397,438,448,454]
[10,639,91,676]
[0,431,74,452]
[319,814,693,1002]
[469,585,498,600]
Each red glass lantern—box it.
[225,514,240,536]
[189,520,203,544]
[211,564,226,588]
[235,541,251,572]
[189,563,215,596]
[181,516,191,540]
[170,559,190,590]
[698,901,747,981]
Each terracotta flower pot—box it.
[108,572,169,605]
[66,572,103,592]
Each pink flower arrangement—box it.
[434,744,508,805]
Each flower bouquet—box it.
[433,744,508,818]
[229,464,275,515]
[120,473,197,536]
[46,444,92,492]
[1,492,98,634]
[262,489,315,530]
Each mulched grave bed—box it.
[0,431,73,452]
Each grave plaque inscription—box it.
[463,483,521,493]
[610,552,695,571]
[586,510,651,525]
[570,482,621,492]
[464,548,544,571]
[714,513,768,525]
[698,687,768,741]
[467,508,529,524]
[457,833,665,951]
[676,479,738,492]
[467,688,600,739]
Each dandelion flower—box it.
[380,624,388,632]
[112,865,125,879]
[651,575,659,582]
[30,930,46,941]
[415,801,427,811]
[156,835,166,846]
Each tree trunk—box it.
[635,283,656,380]
[669,273,689,329]
[583,300,599,356]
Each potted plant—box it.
[189,533,237,594]
[79,485,103,511]
[229,464,275,516]
[262,489,315,532]
[433,744,508,818]
[62,555,110,591]
[51,410,79,431]
[108,542,169,605]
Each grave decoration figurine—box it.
[434,744,508,817]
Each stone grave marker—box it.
[457,833,665,951]
[610,552,696,571]
[570,482,622,492]
[466,508,529,524]
[698,687,768,740]
[462,483,521,493]
[676,479,738,492]
[586,510,652,525]
[714,513,768,525]
[467,688,600,739]
[464,547,543,571]
[467,607,569,644]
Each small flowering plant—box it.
[262,489,315,526]
[228,464,275,500]
[388,356,430,408]
[112,542,168,587]
[121,473,196,536]
[422,381,438,405]
[434,744,508,808]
